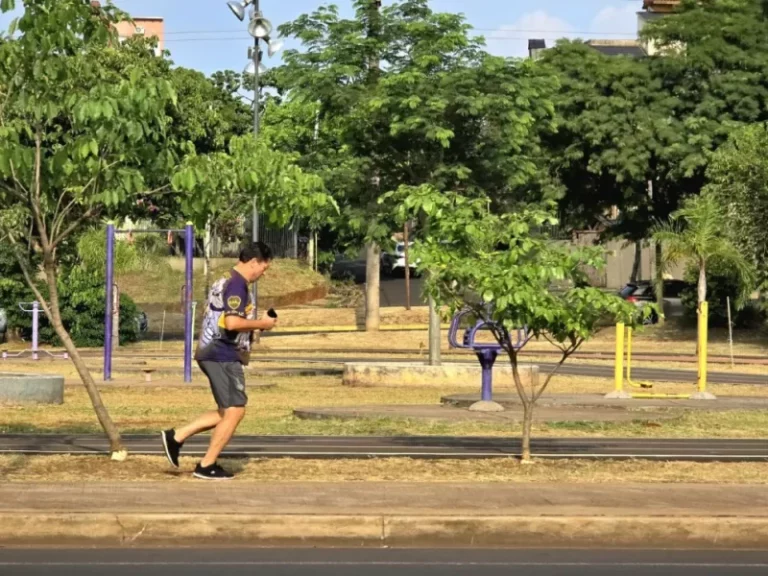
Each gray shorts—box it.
[197,361,248,409]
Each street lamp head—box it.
[227,0,247,21]
[248,14,272,39]
[267,38,284,57]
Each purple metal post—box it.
[183,222,194,383]
[104,223,115,381]
[31,301,39,360]
[476,348,498,402]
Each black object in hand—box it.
[267,308,278,319]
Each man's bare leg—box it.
[174,410,223,443]
[199,407,245,467]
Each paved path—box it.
[3,481,768,516]
[255,356,766,385]
[294,404,676,423]
[1,434,766,461]
[440,393,768,410]
[2,549,768,576]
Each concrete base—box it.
[690,391,717,401]
[0,372,64,404]
[468,400,505,412]
[343,362,539,388]
[604,390,633,399]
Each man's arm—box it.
[224,315,276,332]
[221,277,277,332]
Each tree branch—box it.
[51,206,101,248]
[8,159,30,198]
[0,181,26,202]
[4,232,54,320]
[532,338,583,403]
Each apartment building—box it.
[90,1,164,56]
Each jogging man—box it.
[161,242,276,480]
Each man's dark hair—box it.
[239,241,273,263]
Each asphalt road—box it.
[331,258,426,307]
[2,434,766,461]
[2,549,768,576]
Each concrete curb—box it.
[342,362,538,388]
[4,512,768,548]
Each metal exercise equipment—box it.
[104,222,195,382]
[448,307,529,403]
[1,301,69,361]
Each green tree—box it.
[172,134,337,246]
[384,186,637,461]
[273,0,558,330]
[704,124,768,292]
[544,0,768,308]
[0,0,177,458]
[653,193,753,309]
[541,41,683,313]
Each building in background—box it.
[638,0,680,55]
[89,1,164,56]
[527,0,682,59]
[115,16,165,56]
[528,39,546,60]
[585,39,646,57]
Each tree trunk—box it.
[521,401,534,463]
[428,295,441,366]
[42,252,124,456]
[404,222,411,311]
[654,242,664,324]
[630,240,642,282]
[696,260,707,358]
[365,242,380,331]
[698,260,707,306]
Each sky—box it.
[0,0,643,76]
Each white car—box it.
[382,241,420,276]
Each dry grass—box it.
[2,374,768,439]
[1,454,767,484]
[117,258,325,306]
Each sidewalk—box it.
[3,481,768,548]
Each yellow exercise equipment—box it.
[607,302,713,400]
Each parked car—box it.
[381,241,419,277]
[618,279,692,323]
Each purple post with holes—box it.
[104,222,115,381]
[476,348,498,402]
[183,222,194,383]
[31,301,39,360]
[448,308,530,404]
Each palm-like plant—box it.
[652,192,754,314]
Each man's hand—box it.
[259,316,277,331]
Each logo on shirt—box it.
[227,296,242,310]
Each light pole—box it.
[226,0,283,314]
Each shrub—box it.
[38,268,141,347]
[681,260,764,329]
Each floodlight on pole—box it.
[226,0,283,340]
[227,0,251,21]
[267,38,283,57]
[248,13,272,39]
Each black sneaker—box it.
[193,462,234,481]
[161,429,183,468]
